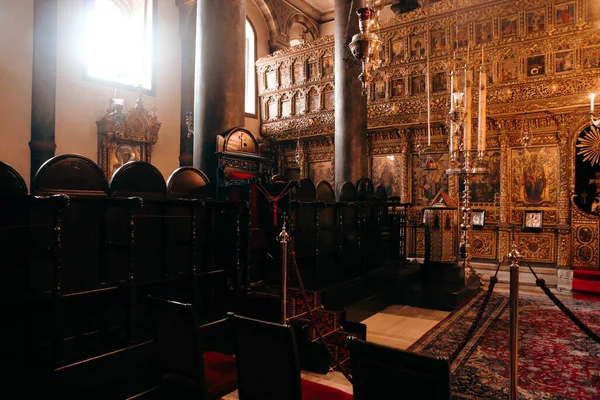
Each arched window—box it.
[84,0,156,92]
[245,19,256,116]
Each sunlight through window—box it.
[245,19,256,115]
[85,0,154,91]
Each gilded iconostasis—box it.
[257,0,600,268]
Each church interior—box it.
[2,0,600,398]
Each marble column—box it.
[193,0,246,182]
[30,0,57,183]
[176,0,197,166]
[334,0,368,197]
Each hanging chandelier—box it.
[348,0,385,94]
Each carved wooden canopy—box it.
[96,95,161,181]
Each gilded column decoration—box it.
[497,132,512,261]
[400,133,410,204]
[557,128,571,226]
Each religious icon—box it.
[410,35,425,57]
[281,97,291,118]
[577,226,593,244]
[500,15,518,38]
[522,153,547,203]
[432,72,446,92]
[500,60,519,82]
[411,75,426,95]
[392,78,405,97]
[281,67,291,86]
[522,210,543,232]
[267,98,277,120]
[295,93,306,114]
[309,161,333,185]
[308,90,320,112]
[577,245,593,263]
[266,70,278,89]
[372,155,402,197]
[554,50,574,73]
[374,81,386,100]
[391,39,404,63]
[322,56,334,76]
[471,210,485,230]
[526,55,545,77]
[430,30,446,53]
[307,61,318,80]
[470,151,500,203]
[555,2,575,26]
[583,46,600,69]
[455,25,468,49]
[474,21,492,44]
[293,62,304,83]
[324,90,334,110]
[412,153,449,206]
[379,44,387,64]
[526,10,545,34]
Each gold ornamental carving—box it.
[470,231,496,259]
[96,93,161,180]
[515,232,555,263]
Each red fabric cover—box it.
[301,378,353,400]
[228,172,253,180]
[572,278,600,294]
[203,351,237,396]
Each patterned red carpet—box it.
[409,290,600,399]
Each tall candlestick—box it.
[449,71,455,112]
[463,67,472,153]
[591,93,596,113]
[478,65,487,155]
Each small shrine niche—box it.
[216,127,271,185]
[96,91,161,180]
[422,192,458,264]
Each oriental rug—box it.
[409,290,600,399]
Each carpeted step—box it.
[572,269,600,295]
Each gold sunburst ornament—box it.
[577,125,600,166]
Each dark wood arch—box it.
[295,178,316,201]
[375,185,388,201]
[0,161,28,195]
[167,166,211,198]
[316,181,335,202]
[356,177,375,201]
[31,154,109,195]
[338,181,357,202]
[110,161,166,197]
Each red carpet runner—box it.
[409,291,600,399]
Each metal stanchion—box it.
[278,214,290,325]
[506,243,523,399]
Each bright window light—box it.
[84,0,155,91]
[245,19,256,115]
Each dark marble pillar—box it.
[176,0,196,167]
[334,0,368,197]
[30,0,57,183]
[193,0,246,182]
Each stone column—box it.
[193,0,246,182]
[176,0,197,166]
[334,0,368,197]
[30,0,57,183]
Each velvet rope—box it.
[289,251,354,384]
[449,261,501,364]
[255,182,294,226]
[524,263,600,345]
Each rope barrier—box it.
[255,182,294,225]
[0,223,55,231]
[449,261,501,364]
[524,263,600,345]
[289,251,353,383]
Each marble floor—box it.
[222,304,451,398]
[221,284,588,399]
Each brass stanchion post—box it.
[506,243,523,399]
[278,214,290,325]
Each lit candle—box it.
[478,53,487,155]
[591,93,596,113]
[449,71,455,112]
[463,66,472,152]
